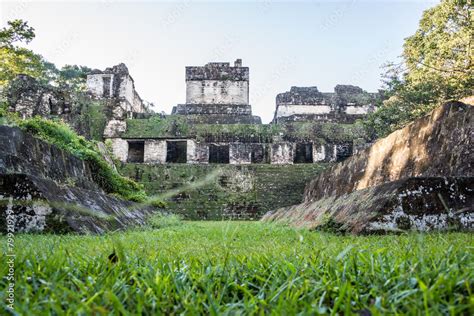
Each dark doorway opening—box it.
[336,143,353,161]
[251,144,265,163]
[166,141,187,163]
[102,76,111,98]
[209,144,229,164]
[127,141,145,163]
[294,143,313,163]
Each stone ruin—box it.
[2,59,472,232]
[273,85,378,123]
[0,126,155,233]
[86,63,152,138]
[104,59,376,165]
[6,74,73,120]
[5,63,153,140]
[171,59,261,124]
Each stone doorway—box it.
[294,143,313,163]
[127,141,145,163]
[209,144,230,164]
[166,141,187,163]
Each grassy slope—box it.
[1,222,473,315]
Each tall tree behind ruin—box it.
[364,0,473,138]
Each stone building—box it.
[87,63,149,116]
[273,85,378,123]
[103,60,376,165]
[171,59,261,124]
[86,63,152,138]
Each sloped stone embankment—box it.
[0,126,155,234]
[262,101,473,233]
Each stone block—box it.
[144,140,167,163]
[270,143,294,164]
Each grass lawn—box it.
[1,221,473,315]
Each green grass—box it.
[1,222,473,315]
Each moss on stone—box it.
[118,163,328,220]
[122,116,370,144]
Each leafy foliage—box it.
[17,116,147,202]
[364,0,473,138]
[0,19,35,47]
[56,64,93,91]
[0,19,92,91]
[0,19,53,87]
[1,222,472,314]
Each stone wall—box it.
[186,80,249,105]
[185,60,249,106]
[110,137,354,165]
[144,140,167,163]
[119,163,327,220]
[87,63,148,115]
[0,126,98,191]
[0,174,154,234]
[262,177,473,233]
[7,75,71,120]
[5,75,109,141]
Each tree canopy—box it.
[364,0,473,138]
[0,19,91,90]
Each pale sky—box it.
[1,0,438,122]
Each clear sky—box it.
[1,0,437,122]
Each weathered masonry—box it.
[109,137,359,165]
[86,63,152,139]
[172,59,261,124]
[273,85,378,123]
[101,60,377,165]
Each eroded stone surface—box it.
[0,174,155,234]
[304,102,473,202]
[262,177,473,233]
[0,126,160,233]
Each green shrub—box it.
[148,198,167,208]
[18,116,147,202]
[147,213,182,229]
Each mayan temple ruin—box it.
[4,57,471,225]
[94,59,378,166]
[2,2,472,313]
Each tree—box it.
[403,0,473,100]
[365,0,473,138]
[0,19,53,87]
[0,19,35,47]
[57,65,92,91]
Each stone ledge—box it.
[172,104,253,115]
